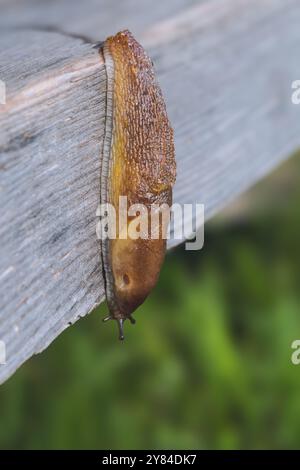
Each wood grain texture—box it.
[1,0,300,383]
[0,0,203,43]
[0,30,106,383]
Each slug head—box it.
[109,236,166,319]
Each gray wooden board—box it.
[0,31,107,383]
[0,0,203,42]
[0,0,300,383]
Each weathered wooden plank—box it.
[0,0,203,42]
[0,31,107,384]
[1,0,300,383]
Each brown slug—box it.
[100,30,176,339]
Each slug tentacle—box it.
[100,30,176,338]
[117,318,125,341]
[128,315,136,325]
[102,315,113,323]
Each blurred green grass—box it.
[1,156,300,450]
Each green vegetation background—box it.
[1,157,300,450]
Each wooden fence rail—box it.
[0,0,300,383]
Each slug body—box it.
[101,30,176,337]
